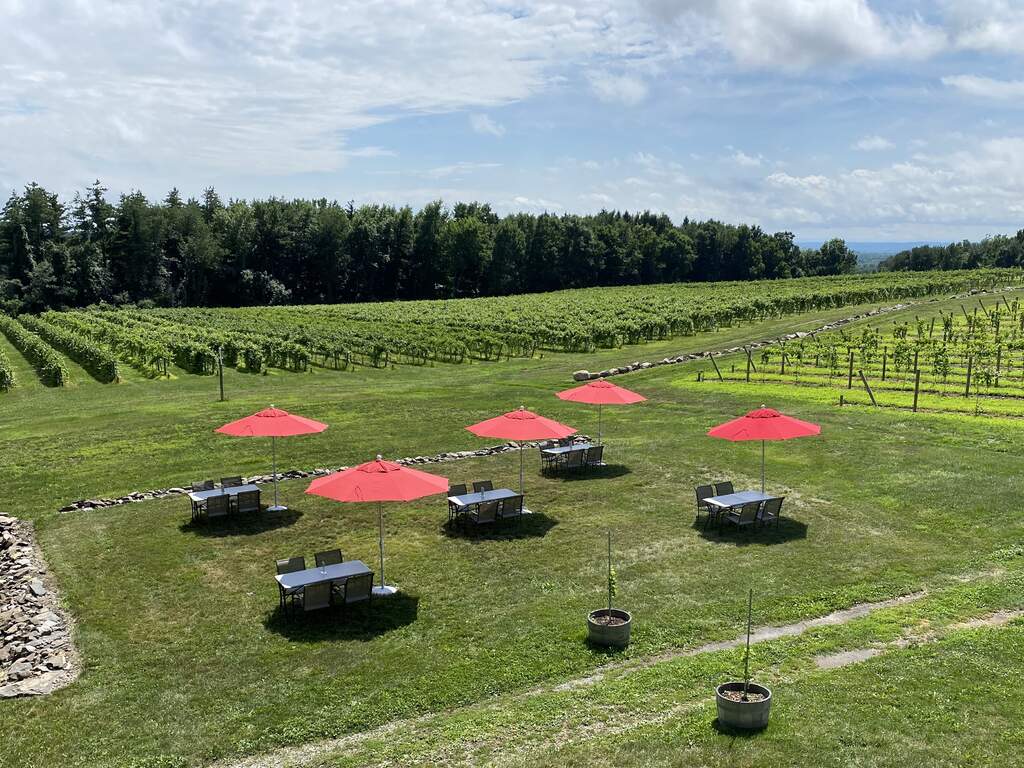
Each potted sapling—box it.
[587,530,632,648]
[716,589,772,730]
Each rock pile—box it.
[0,515,78,698]
[58,438,590,514]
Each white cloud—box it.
[641,0,946,71]
[731,150,763,167]
[510,195,563,211]
[588,71,649,105]
[469,113,506,137]
[423,162,502,180]
[942,74,1024,100]
[853,135,894,151]
[941,0,1024,55]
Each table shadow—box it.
[440,512,558,541]
[264,592,419,642]
[550,464,632,481]
[179,508,302,537]
[694,517,807,546]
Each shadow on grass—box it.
[440,512,558,541]
[264,592,419,641]
[694,517,807,546]
[711,718,768,737]
[179,508,303,537]
[550,464,632,482]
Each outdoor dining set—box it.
[539,440,605,473]
[184,379,821,621]
[447,481,525,527]
[275,548,374,618]
[189,477,261,522]
[694,481,785,532]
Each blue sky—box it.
[2,0,1023,241]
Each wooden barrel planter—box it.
[715,682,772,730]
[587,608,632,648]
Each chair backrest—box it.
[449,483,468,497]
[314,549,343,567]
[500,495,524,517]
[344,573,373,604]
[221,476,243,488]
[761,497,784,518]
[276,556,306,574]
[473,480,493,493]
[695,485,715,504]
[558,436,574,446]
[714,481,734,495]
[738,501,760,524]
[585,445,604,465]
[565,449,586,468]
[538,440,556,449]
[476,500,499,523]
[236,490,260,514]
[191,480,215,492]
[205,493,230,517]
[301,581,333,611]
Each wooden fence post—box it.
[710,353,724,382]
[746,347,757,374]
[881,346,887,381]
[913,369,921,412]
[847,348,855,389]
[929,318,935,337]
[745,347,751,382]
[859,370,877,406]
[965,355,973,397]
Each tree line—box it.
[880,232,1024,273]
[0,182,859,312]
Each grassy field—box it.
[3,283,1024,767]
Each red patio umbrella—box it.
[466,406,576,495]
[556,379,646,444]
[217,406,328,512]
[306,456,449,596]
[707,406,820,492]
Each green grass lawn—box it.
[3,295,1024,767]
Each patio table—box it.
[448,488,525,520]
[539,442,593,457]
[705,490,778,524]
[188,483,260,503]
[275,559,373,595]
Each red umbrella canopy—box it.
[305,457,449,503]
[466,407,576,441]
[707,407,820,442]
[216,407,328,437]
[556,379,647,405]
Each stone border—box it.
[571,286,1019,382]
[0,515,80,698]
[57,438,590,514]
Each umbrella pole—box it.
[761,439,765,494]
[598,404,602,445]
[519,441,524,494]
[269,436,287,512]
[373,501,398,597]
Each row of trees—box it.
[0,182,858,312]
[880,232,1024,272]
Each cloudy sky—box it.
[2,0,1023,241]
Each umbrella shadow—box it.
[263,592,419,641]
[694,517,807,546]
[551,464,632,482]
[440,512,558,541]
[179,508,303,537]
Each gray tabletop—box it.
[706,490,775,509]
[540,442,593,456]
[275,559,372,591]
[189,483,260,502]
[448,488,521,507]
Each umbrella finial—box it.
[376,453,383,460]
[519,405,525,411]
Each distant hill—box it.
[797,241,951,270]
